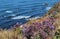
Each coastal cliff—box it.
[0,2,60,39]
[21,2,60,39]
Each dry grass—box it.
[0,28,23,39]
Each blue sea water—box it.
[0,0,60,29]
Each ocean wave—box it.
[27,16,40,20]
[46,7,52,10]
[5,10,13,13]
[11,16,30,19]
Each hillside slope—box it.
[21,2,60,39]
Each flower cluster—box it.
[22,16,56,39]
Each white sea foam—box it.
[46,7,52,10]
[3,14,16,17]
[5,10,13,13]
[11,16,30,19]
[26,16,40,20]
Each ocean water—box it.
[0,0,59,29]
